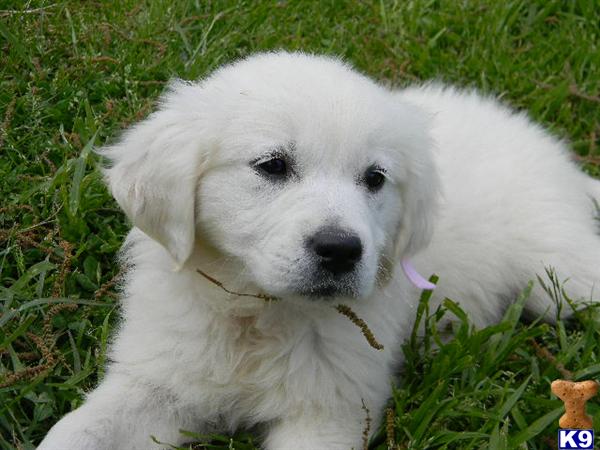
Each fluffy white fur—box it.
[39,52,600,450]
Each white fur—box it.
[39,52,600,450]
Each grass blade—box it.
[509,406,563,446]
[69,129,99,216]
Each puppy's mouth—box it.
[284,263,365,299]
[296,279,358,299]
[303,285,339,298]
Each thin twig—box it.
[386,407,395,449]
[361,399,372,450]
[100,22,167,55]
[336,304,384,350]
[196,269,279,302]
[567,84,600,104]
[89,56,120,65]
[196,269,384,350]
[536,81,600,104]
[573,154,600,166]
[20,205,62,233]
[0,4,58,17]
[94,269,123,300]
[530,338,573,379]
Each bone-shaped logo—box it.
[551,380,598,429]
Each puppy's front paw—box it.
[265,419,363,450]
[37,410,113,450]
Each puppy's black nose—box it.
[307,227,362,275]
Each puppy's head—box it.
[103,52,438,300]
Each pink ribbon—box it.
[401,259,436,290]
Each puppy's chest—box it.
[199,315,291,387]
[183,315,295,419]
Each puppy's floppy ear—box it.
[393,104,440,259]
[100,81,211,267]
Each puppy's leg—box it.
[525,232,600,320]
[264,414,370,450]
[38,372,195,450]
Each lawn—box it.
[1,1,599,449]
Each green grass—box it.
[1,0,599,449]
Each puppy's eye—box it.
[364,167,386,191]
[257,158,287,176]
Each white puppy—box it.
[39,52,600,450]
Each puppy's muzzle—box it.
[307,227,363,275]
